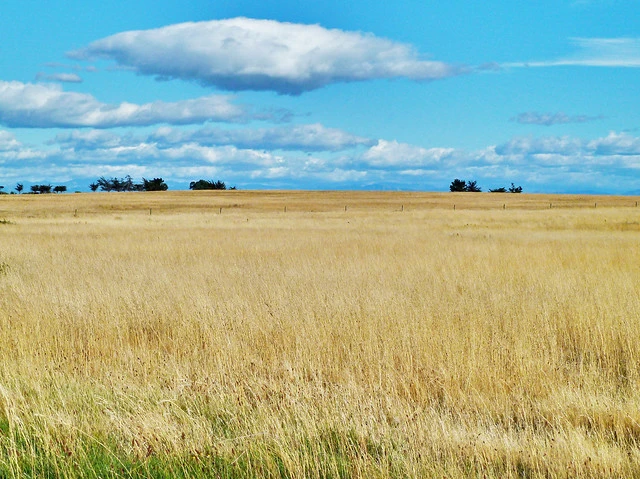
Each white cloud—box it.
[0,80,248,128]
[495,136,584,156]
[0,130,21,151]
[70,18,467,95]
[52,130,134,149]
[361,139,455,168]
[157,143,285,168]
[495,132,640,159]
[588,131,640,155]
[149,123,374,151]
[512,111,604,126]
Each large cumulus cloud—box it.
[70,18,467,95]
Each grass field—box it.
[0,190,639,478]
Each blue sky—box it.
[1,0,639,193]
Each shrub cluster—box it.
[489,183,523,193]
[189,179,236,190]
[449,179,482,192]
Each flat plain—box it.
[1,190,639,478]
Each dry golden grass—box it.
[0,190,639,478]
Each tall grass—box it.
[0,191,639,477]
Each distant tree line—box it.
[450,179,522,193]
[89,176,168,192]
[0,183,67,194]
[1,178,237,194]
[88,177,236,192]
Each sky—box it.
[0,0,639,193]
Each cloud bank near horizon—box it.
[69,18,468,95]
[3,126,639,194]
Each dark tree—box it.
[53,185,67,193]
[30,184,52,194]
[449,179,467,192]
[96,177,113,192]
[189,179,227,190]
[489,187,507,193]
[508,183,523,193]
[111,177,123,191]
[465,180,482,192]
[89,182,99,192]
[15,183,23,194]
[142,178,168,191]
[95,176,141,192]
[121,175,132,191]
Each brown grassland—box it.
[0,190,639,478]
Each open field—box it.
[1,190,640,478]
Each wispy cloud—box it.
[0,80,248,128]
[507,37,640,68]
[511,111,604,126]
[69,18,468,95]
[35,72,83,83]
[44,62,95,72]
